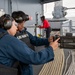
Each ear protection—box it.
[15,17,24,23]
[0,14,13,30]
[15,14,29,23]
[4,20,12,30]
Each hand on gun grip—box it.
[50,38,60,50]
[48,36,54,43]
[53,35,60,43]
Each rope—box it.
[39,48,65,75]
[64,50,75,75]
[63,51,71,75]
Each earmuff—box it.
[15,15,29,23]
[12,11,30,23]
[0,14,13,30]
[15,17,24,23]
[4,20,12,30]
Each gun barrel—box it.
[64,7,75,10]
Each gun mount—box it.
[53,33,75,49]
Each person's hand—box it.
[48,36,54,43]
[50,38,60,50]
[37,25,40,28]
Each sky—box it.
[63,0,75,17]
[63,0,75,7]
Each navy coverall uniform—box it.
[0,28,54,75]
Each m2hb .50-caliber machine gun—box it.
[53,33,75,49]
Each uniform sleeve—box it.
[7,38,54,65]
[27,31,49,46]
[39,20,47,28]
[39,25,44,28]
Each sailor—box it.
[12,11,51,50]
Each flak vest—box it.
[15,31,35,50]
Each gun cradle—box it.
[60,36,75,49]
[53,33,75,49]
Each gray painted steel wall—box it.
[0,0,43,25]
[0,0,9,14]
[12,0,43,26]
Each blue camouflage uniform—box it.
[0,28,54,75]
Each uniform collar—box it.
[0,28,6,33]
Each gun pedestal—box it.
[53,33,75,49]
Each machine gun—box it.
[53,33,75,49]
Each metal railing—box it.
[61,20,75,36]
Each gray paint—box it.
[8,0,12,15]
[12,0,43,26]
[50,21,61,29]
[0,0,9,14]
[0,0,43,26]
